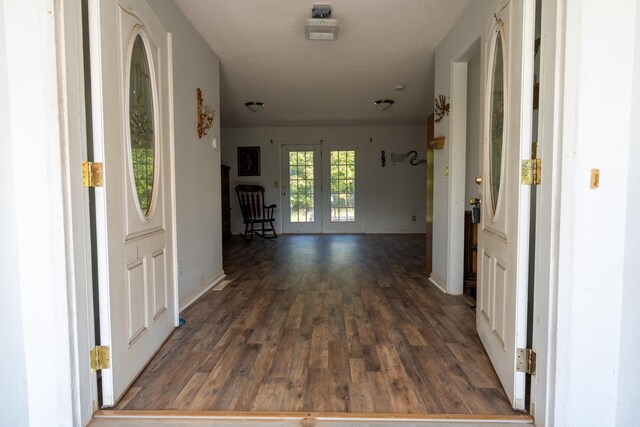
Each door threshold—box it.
[92,410,533,426]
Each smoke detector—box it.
[305,5,339,41]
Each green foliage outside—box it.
[490,34,504,212]
[288,149,357,222]
[129,35,155,216]
[131,147,154,215]
[289,151,315,222]
[330,150,356,222]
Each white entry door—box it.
[281,143,364,234]
[476,0,534,410]
[89,0,176,406]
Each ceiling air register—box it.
[305,5,339,41]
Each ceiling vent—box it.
[305,5,339,41]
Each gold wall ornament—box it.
[196,88,215,138]
[434,94,450,123]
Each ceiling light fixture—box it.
[245,101,265,113]
[306,5,339,41]
[374,99,395,111]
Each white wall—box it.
[149,1,225,309]
[432,0,491,289]
[0,3,29,425]
[465,52,481,204]
[0,1,76,425]
[552,0,640,425]
[221,126,427,234]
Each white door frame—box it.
[446,37,482,296]
[47,0,97,424]
[528,0,566,423]
[50,0,569,424]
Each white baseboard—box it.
[429,272,448,294]
[179,270,226,312]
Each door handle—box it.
[475,175,482,185]
[469,197,481,224]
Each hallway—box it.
[113,235,516,415]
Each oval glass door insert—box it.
[129,34,155,216]
[489,30,505,214]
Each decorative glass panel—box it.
[330,150,356,222]
[289,150,315,222]
[489,31,505,214]
[129,35,155,216]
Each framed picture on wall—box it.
[237,146,261,176]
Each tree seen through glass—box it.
[289,151,315,222]
[129,34,155,217]
[330,150,355,222]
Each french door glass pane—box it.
[289,151,315,222]
[330,150,355,222]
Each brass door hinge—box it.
[90,346,110,371]
[82,161,104,187]
[521,158,541,185]
[516,348,536,375]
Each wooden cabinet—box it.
[463,210,478,297]
[221,165,231,240]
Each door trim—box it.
[52,0,569,424]
[446,36,482,296]
[94,410,534,423]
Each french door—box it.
[281,143,364,234]
[281,145,322,233]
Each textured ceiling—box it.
[174,0,471,127]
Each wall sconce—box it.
[197,88,215,138]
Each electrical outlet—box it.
[178,260,183,277]
[411,215,416,222]
[274,180,279,188]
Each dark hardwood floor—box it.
[114,234,516,415]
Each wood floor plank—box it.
[366,371,395,413]
[111,235,519,417]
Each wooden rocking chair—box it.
[235,185,277,240]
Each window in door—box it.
[329,150,356,222]
[281,145,322,234]
[288,150,316,223]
